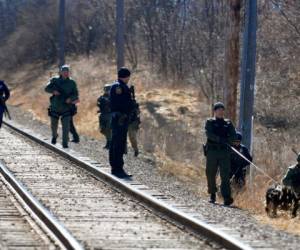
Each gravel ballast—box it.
[5,105,300,250]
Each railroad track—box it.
[0,120,253,250]
[0,173,60,250]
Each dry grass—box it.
[3,55,300,235]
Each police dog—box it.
[265,185,300,218]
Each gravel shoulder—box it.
[5,105,300,250]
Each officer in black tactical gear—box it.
[109,67,134,178]
[204,102,236,205]
[229,132,252,188]
[97,84,112,149]
[0,80,10,128]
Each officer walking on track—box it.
[97,84,112,149]
[0,80,10,128]
[109,67,134,178]
[45,65,79,148]
[204,102,236,206]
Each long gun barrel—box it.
[0,98,11,120]
[4,105,11,120]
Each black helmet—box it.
[213,102,225,111]
[234,132,242,141]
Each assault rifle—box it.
[0,98,11,120]
[50,80,77,115]
[129,85,135,100]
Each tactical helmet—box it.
[213,102,225,111]
[297,153,300,162]
[234,132,243,141]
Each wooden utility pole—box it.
[116,0,125,71]
[239,0,257,151]
[223,0,241,124]
[58,0,65,68]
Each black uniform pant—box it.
[70,116,79,141]
[0,105,4,128]
[229,164,247,186]
[109,114,128,174]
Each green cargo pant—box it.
[206,148,231,199]
[99,114,112,144]
[51,116,71,147]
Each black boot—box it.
[103,141,110,150]
[224,197,234,206]
[51,136,57,145]
[134,149,139,157]
[71,137,80,143]
[111,169,132,179]
[209,193,216,204]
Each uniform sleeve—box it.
[282,168,294,187]
[45,79,56,94]
[69,81,79,101]
[97,97,101,108]
[3,83,10,101]
[99,97,106,112]
[205,120,220,143]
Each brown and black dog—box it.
[265,185,300,218]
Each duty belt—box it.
[206,143,228,150]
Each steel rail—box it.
[0,160,84,250]
[3,121,253,250]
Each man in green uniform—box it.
[204,102,236,206]
[45,65,79,148]
[127,86,141,157]
[282,153,300,196]
[97,84,112,149]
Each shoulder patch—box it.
[116,86,122,95]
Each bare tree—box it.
[58,0,65,67]
[116,0,125,70]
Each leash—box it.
[228,144,279,184]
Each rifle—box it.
[0,98,11,120]
[52,81,69,100]
[129,85,141,126]
[129,85,135,100]
[49,80,78,116]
